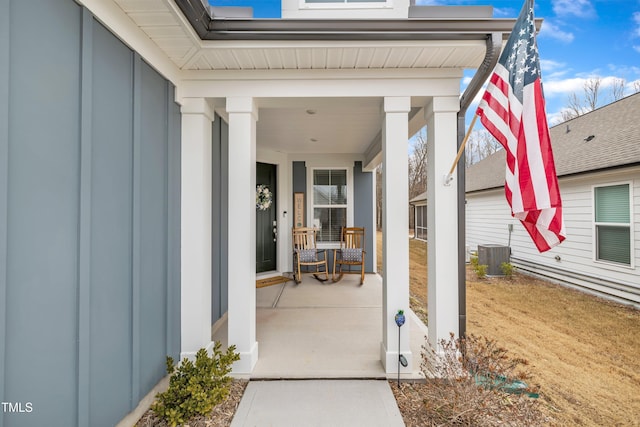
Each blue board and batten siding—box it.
[0,1,181,426]
[354,161,375,273]
[212,115,229,323]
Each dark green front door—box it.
[256,162,277,273]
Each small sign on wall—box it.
[294,192,304,227]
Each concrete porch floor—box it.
[212,273,427,379]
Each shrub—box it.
[152,342,240,427]
[470,256,488,279]
[470,255,479,268]
[420,334,547,426]
[475,263,488,279]
[501,262,516,278]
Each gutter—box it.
[456,32,503,337]
[174,0,517,41]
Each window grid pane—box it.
[313,170,346,206]
[595,184,630,223]
[314,207,346,242]
[597,225,631,265]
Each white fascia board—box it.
[182,67,462,81]
[77,0,182,85]
[180,72,462,100]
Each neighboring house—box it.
[0,1,518,425]
[465,93,640,307]
[410,191,428,241]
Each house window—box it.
[594,183,632,266]
[312,169,347,242]
[415,205,427,241]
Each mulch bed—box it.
[390,381,434,427]
[136,380,248,427]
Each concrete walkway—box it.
[230,380,405,427]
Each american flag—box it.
[476,0,565,252]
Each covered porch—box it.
[173,6,503,377]
[212,273,427,379]
[181,89,462,376]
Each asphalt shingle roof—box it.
[466,92,640,192]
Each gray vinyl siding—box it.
[0,1,181,426]
[212,115,229,323]
[466,169,640,305]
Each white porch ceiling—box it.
[255,97,383,154]
[112,0,488,71]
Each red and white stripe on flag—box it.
[477,63,566,252]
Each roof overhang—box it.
[175,0,520,41]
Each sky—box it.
[209,0,640,127]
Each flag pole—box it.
[444,113,478,186]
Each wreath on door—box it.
[256,185,273,211]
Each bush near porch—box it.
[377,231,640,426]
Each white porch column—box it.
[380,96,412,374]
[425,96,460,351]
[226,97,259,373]
[181,98,214,359]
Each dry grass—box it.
[377,231,640,426]
[377,231,428,324]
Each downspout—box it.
[457,32,502,337]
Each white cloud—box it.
[492,7,515,18]
[543,77,589,98]
[606,64,640,76]
[635,45,640,54]
[547,110,568,126]
[552,0,596,18]
[538,20,575,43]
[540,59,572,81]
[540,59,567,74]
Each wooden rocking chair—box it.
[332,227,366,284]
[292,227,329,284]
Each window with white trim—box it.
[594,183,632,266]
[312,169,347,242]
[415,204,427,241]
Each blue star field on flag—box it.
[501,1,542,104]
